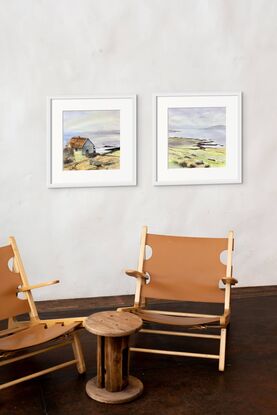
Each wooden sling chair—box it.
[118,226,237,371]
[0,237,86,390]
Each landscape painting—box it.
[168,107,226,169]
[63,110,120,170]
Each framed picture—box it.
[48,95,136,187]
[154,93,242,185]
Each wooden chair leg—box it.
[218,328,227,372]
[72,331,86,374]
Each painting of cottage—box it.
[68,137,96,156]
[63,110,120,170]
[168,107,226,169]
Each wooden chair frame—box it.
[0,237,86,390]
[118,226,237,371]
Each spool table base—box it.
[86,375,143,404]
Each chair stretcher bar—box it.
[140,328,221,339]
[0,359,78,390]
[0,339,72,366]
[130,347,219,359]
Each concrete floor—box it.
[1,294,277,415]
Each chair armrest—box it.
[221,277,238,286]
[125,269,148,279]
[18,279,60,292]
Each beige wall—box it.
[0,0,276,300]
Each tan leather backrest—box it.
[0,244,30,320]
[141,233,228,303]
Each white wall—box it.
[0,0,277,300]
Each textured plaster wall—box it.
[0,0,277,300]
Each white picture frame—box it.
[48,95,137,188]
[154,92,242,186]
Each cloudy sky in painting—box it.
[168,107,226,144]
[63,110,120,147]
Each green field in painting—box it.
[168,137,226,169]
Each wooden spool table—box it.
[84,311,143,404]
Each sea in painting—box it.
[63,110,120,170]
[168,107,226,168]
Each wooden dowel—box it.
[140,329,221,339]
[138,310,221,319]
[130,347,219,359]
[224,231,234,312]
[0,359,77,390]
[0,340,72,366]
[219,328,227,371]
[134,226,148,307]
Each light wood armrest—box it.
[18,279,60,292]
[117,306,136,312]
[125,269,148,279]
[221,277,238,286]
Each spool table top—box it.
[84,311,142,337]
